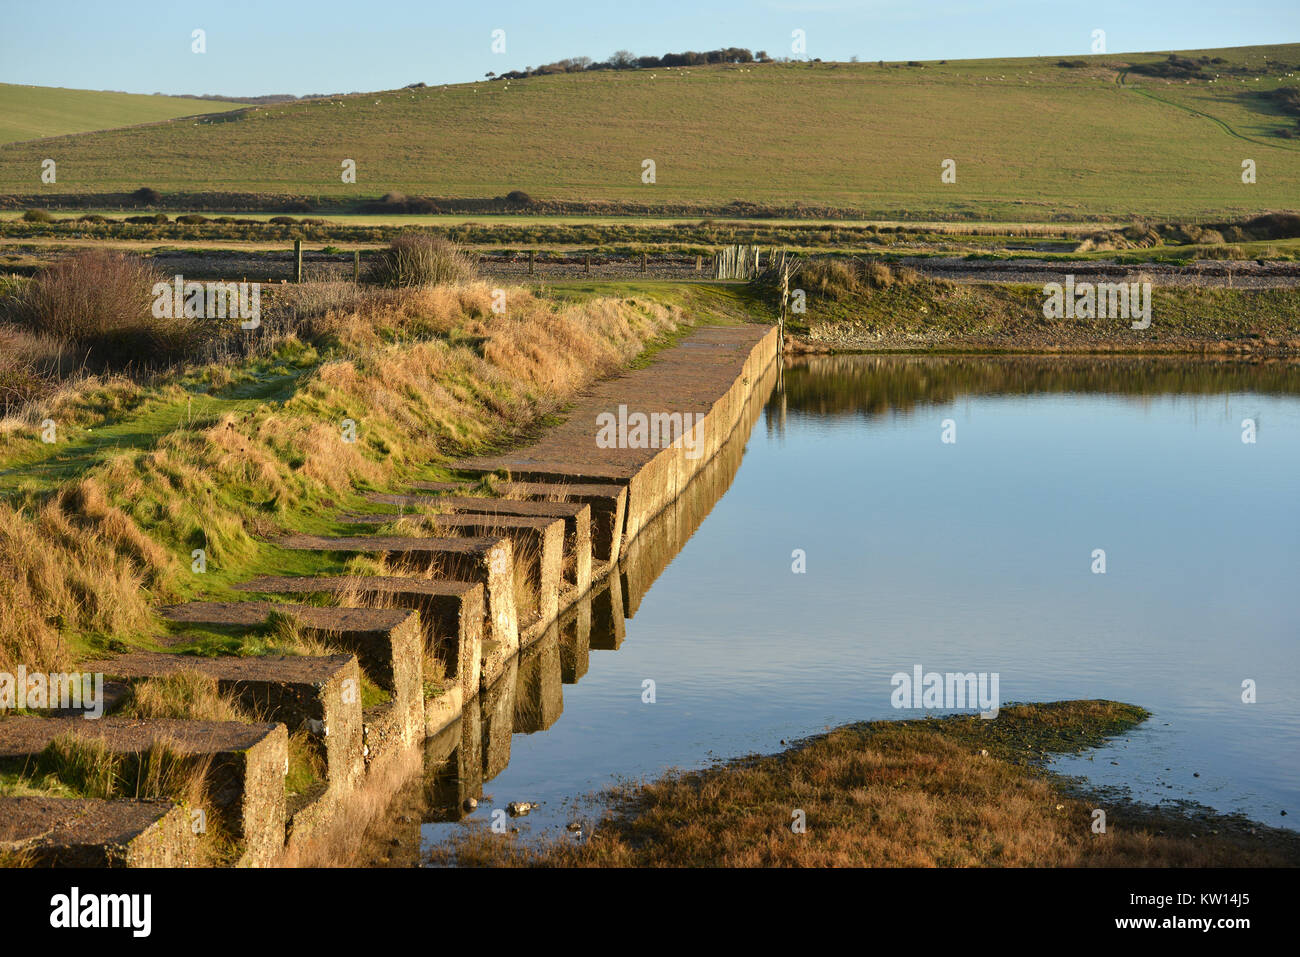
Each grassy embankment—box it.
[782,261,1300,352]
[3,45,1299,219]
[0,266,756,681]
[430,700,1300,867]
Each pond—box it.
[420,354,1300,855]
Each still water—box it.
[423,355,1300,851]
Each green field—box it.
[2,45,1299,220]
[0,83,241,145]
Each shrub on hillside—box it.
[361,192,441,214]
[22,209,53,223]
[799,259,860,299]
[1240,212,1300,240]
[796,257,922,300]
[21,250,202,367]
[365,234,477,287]
[131,187,162,205]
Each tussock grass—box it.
[118,672,248,723]
[366,234,476,287]
[8,734,211,809]
[286,729,326,798]
[795,257,925,300]
[429,701,1300,867]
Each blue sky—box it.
[2,0,1296,98]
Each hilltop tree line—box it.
[489,48,771,81]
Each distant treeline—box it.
[489,47,772,81]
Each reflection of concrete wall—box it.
[589,571,627,652]
[481,658,517,782]
[558,598,591,684]
[621,354,779,617]
[422,709,483,821]
[513,625,563,734]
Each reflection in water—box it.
[770,354,1300,431]
[406,352,1298,861]
[414,355,779,845]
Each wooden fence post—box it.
[585,253,591,275]
[353,249,360,284]
[294,239,303,283]
[640,251,647,274]
[528,250,535,276]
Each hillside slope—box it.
[2,46,1298,219]
[0,84,241,145]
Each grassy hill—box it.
[2,45,1299,220]
[0,84,241,145]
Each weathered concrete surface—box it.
[0,797,197,867]
[83,651,364,794]
[369,493,593,596]
[412,480,627,564]
[336,513,564,628]
[0,717,286,867]
[234,576,485,701]
[277,534,518,657]
[160,601,423,749]
[455,325,779,548]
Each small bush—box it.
[131,187,162,205]
[21,209,53,223]
[864,261,895,288]
[506,190,535,207]
[175,214,209,225]
[1240,212,1300,240]
[361,192,440,214]
[798,259,860,299]
[1202,245,1248,260]
[366,234,477,287]
[76,214,109,224]
[22,250,202,367]
[124,213,169,225]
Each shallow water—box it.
[421,354,1300,853]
